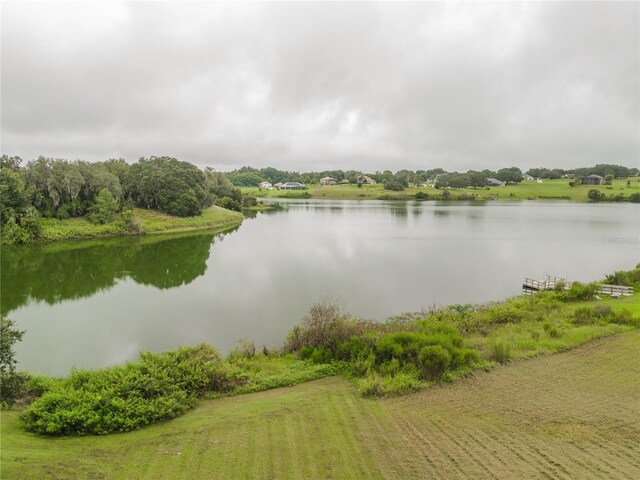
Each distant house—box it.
[522,173,534,181]
[357,175,377,185]
[279,181,307,190]
[561,172,575,179]
[259,181,273,190]
[274,182,284,189]
[320,176,338,185]
[582,174,604,186]
[486,178,506,187]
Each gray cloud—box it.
[2,1,638,171]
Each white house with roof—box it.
[320,176,338,185]
[356,175,377,184]
[259,181,274,190]
[279,181,307,190]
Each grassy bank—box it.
[242,178,640,202]
[37,206,244,242]
[2,331,638,479]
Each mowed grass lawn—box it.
[243,178,640,202]
[3,331,638,479]
[38,206,244,242]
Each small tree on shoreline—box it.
[0,317,26,406]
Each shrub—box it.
[562,282,599,301]
[357,372,422,398]
[414,191,430,200]
[242,196,258,208]
[284,299,376,356]
[488,338,511,364]
[309,346,333,364]
[216,196,241,212]
[592,304,613,319]
[574,306,595,325]
[610,309,637,326]
[418,345,451,380]
[383,180,405,191]
[604,265,640,288]
[341,326,477,382]
[22,344,245,435]
[121,209,143,234]
[630,192,640,203]
[587,189,605,201]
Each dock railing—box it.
[522,275,634,297]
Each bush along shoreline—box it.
[1,265,639,436]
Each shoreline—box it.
[241,178,640,203]
[6,206,245,245]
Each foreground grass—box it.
[242,178,639,202]
[38,206,244,242]
[3,331,638,479]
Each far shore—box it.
[242,178,639,203]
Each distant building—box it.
[274,182,284,189]
[259,181,273,190]
[356,175,377,184]
[536,178,543,183]
[486,178,506,187]
[561,172,575,179]
[279,181,307,190]
[582,174,604,186]
[522,173,534,181]
[320,176,338,185]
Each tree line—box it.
[0,155,242,243]
[225,163,638,191]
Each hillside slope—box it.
[2,331,638,479]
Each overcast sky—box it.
[1,1,638,172]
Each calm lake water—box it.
[3,200,638,376]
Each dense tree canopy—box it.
[126,157,209,216]
[495,167,524,184]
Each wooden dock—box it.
[522,275,633,297]
[522,275,569,292]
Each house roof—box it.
[584,174,604,179]
[487,177,503,183]
[320,177,335,181]
[282,181,304,186]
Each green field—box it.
[37,206,244,242]
[242,178,639,202]
[2,331,638,479]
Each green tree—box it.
[90,188,119,224]
[126,157,208,216]
[0,167,29,225]
[228,172,264,187]
[587,189,605,202]
[204,168,242,207]
[495,167,524,184]
[383,180,405,191]
[0,317,26,405]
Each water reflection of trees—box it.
[0,231,231,315]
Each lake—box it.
[2,200,638,376]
